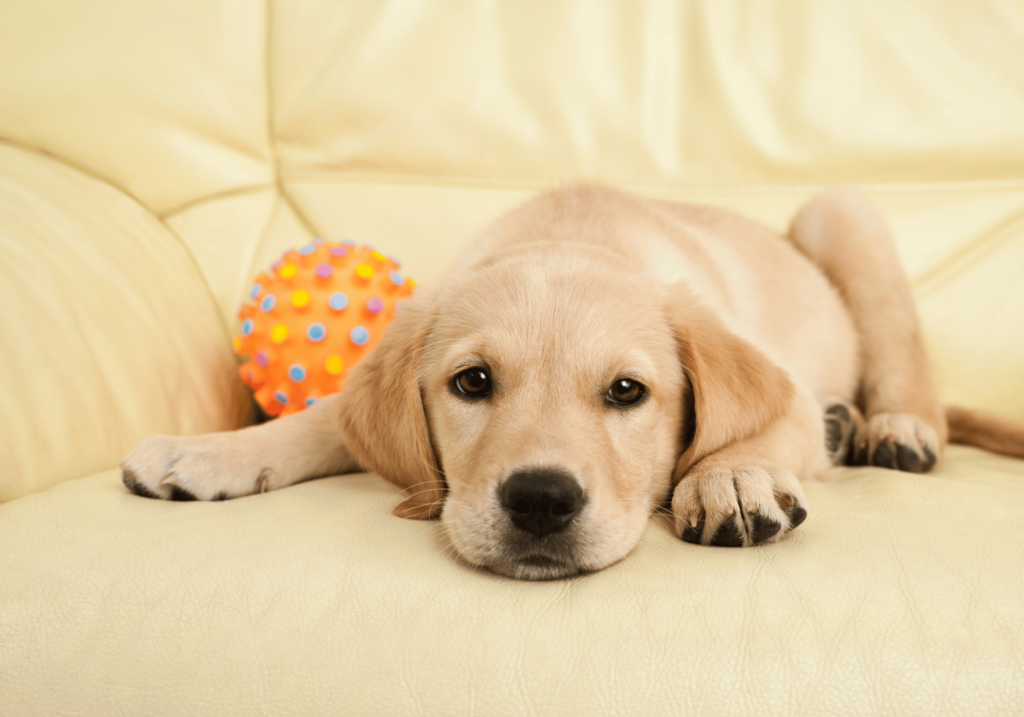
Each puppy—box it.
[121,185,1024,580]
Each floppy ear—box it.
[336,296,445,520]
[666,284,795,477]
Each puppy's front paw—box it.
[671,464,808,547]
[853,412,939,473]
[120,434,272,501]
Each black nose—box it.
[500,468,586,538]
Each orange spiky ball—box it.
[232,240,415,416]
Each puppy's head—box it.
[339,244,791,580]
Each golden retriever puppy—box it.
[121,185,1024,580]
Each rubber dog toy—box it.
[232,240,415,416]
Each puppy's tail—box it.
[946,406,1024,459]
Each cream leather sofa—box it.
[2,2,1023,715]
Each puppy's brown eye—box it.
[607,378,644,406]
[454,368,493,398]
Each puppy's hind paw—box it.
[853,412,939,473]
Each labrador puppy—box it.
[121,184,1024,580]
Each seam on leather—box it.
[913,206,1024,299]
[0,135,240,351]
[240,193,282,301]
[263,0,321,242]
[0,134,156,210]
[278,169,1024,194]
[159,183,275,220]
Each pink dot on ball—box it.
[315,262,333,278]
[256,351,269,366]
[366,296,383,314]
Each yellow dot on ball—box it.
[406,278,416,288]
[279,264,297,279]
[291,289,310,308]
[232,336,241,352]
[371,251,387,263]
[324,355,344,375]
[271,324,289,343]
[355,263,374,280]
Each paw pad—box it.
[122,468,160,499]
[749,513,782,544]
[710,517,745,547]
[824,401,861,466]
[167,484,198,502]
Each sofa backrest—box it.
[1,0,1022,499]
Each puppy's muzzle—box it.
[499,468,586,538]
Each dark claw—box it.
[681,515,705,544]
[854,444,868,466]
[750,513,781,544]
[710,517,744,547]
[777,493,808,531]
[922,446,937,472]
[788,504,808,529]
[895,444,923,473]
[872,442,896,469]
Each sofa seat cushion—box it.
[2,445,1022,716]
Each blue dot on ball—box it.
[241,319,254,335]
[389,270,402,286]
[250,283,262,299]
[306,322,326,342]
[298,244,315,255]
[260,294,276,312]
[274,390,289,405]
[329,292,349,311]
[350,325,370,346]
[305,397,318,407]
[288,364,306,382]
